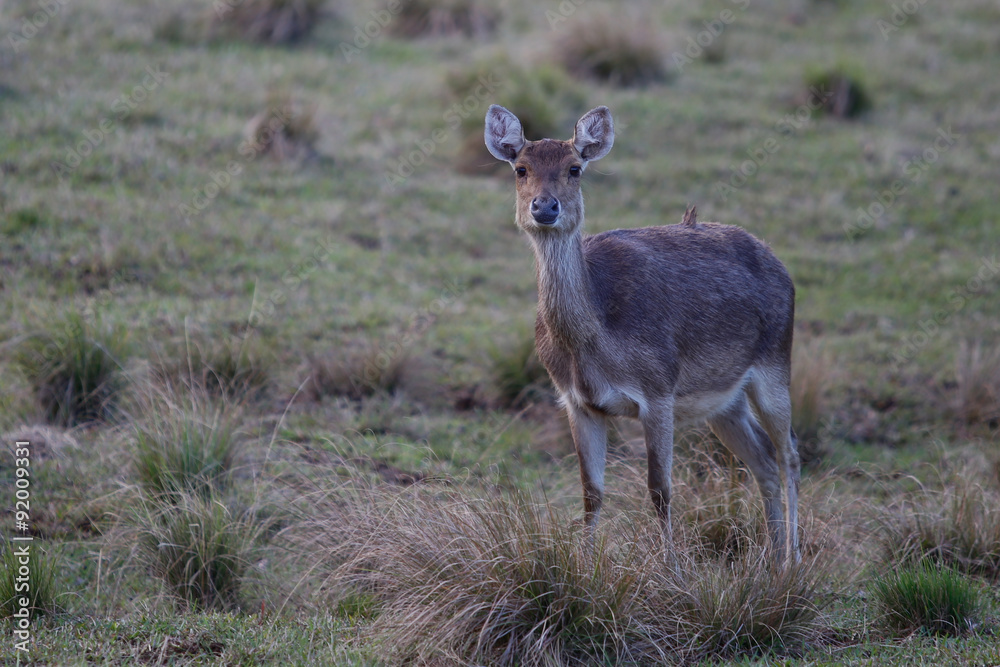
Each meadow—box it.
[1,0,999,663]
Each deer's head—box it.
[485,105,614,234]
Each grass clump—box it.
[0,542,61,620]
[553,14,669,87]
[803,65,872,118]
[791,337,832,459]
[14,312,129,427]
[388,0,500,39]
[131,390,243,503]
[869,562,983,636]
[157,335,272,400]
[954,340,1000,426]
[212,0,325,44]
[304,341,414,401]
[134,492,262,612]
[878,477,1000,580]
[316,484,829,665]
[244,91,319,162]
[448,58,585,174]
[491,337,552,408]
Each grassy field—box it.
[1,0,999,663]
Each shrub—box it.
[388,0,500,39]
[954,340,1000,426]
[132,389,243,504]
[553,14,669,87]
[0,542,61,620]
[134,492,262,611]
[869,562,982,636]
[212,0,325,44]
[15,312,129,426]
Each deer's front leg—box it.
[567,404,608,533]
[641,399,676,555]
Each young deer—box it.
[485,105,801,563]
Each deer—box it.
[484,104,801,564]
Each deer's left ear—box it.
[573,106,614,163]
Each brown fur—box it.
[485,104,801,563]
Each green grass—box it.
[2,0,1000,662]
[0,541,62,620]
[869,563,983,636]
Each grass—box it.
[132,491,265,612]
[869,562,983,636]
[552,13,670,87]
[13,312,129,427]
[0,541,62,620]
[131,387,244,503]
[3,0,1000,662]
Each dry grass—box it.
[553,14,669,87]
[791,337,833,462]
[953,340,1000,426]
[388,0,500,39]
[244,91,319,162]
[212,0,325,44]
[302,342,415,402]
[293,474,831,665]
[491,336,552,409]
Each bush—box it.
[869,562,982,636]
[553,14,669,87]
[15,312,129,427]
[0,542,61,620]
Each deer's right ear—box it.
[485,105,525,164]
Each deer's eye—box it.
[569,165,582,177]
[515,166,527,177]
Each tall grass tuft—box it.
[791,337,831,443]
[134,492,262,612]
[869,562,982,636]
[212,0,325,44]
[954,339,1000,426]
[388,0,500,38]
[491,337,552,408]
[304,342,413,401]
[0,542,61,620]
[553,14,669,87]
[877,476,1000,580]
[131,389,243,504]
[310,483,830,665]
[15,312,129,426]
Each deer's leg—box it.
[707,394,784,557]
[641,399,677,555]
[567,404,608,533]
[747,371,801,564]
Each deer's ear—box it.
[573,106,614,163]
[485,105,526,163]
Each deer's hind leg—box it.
[746,369,801,563]
[707,393,786,558]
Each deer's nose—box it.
[530,196,560,224]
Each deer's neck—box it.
[530,231,602,348]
